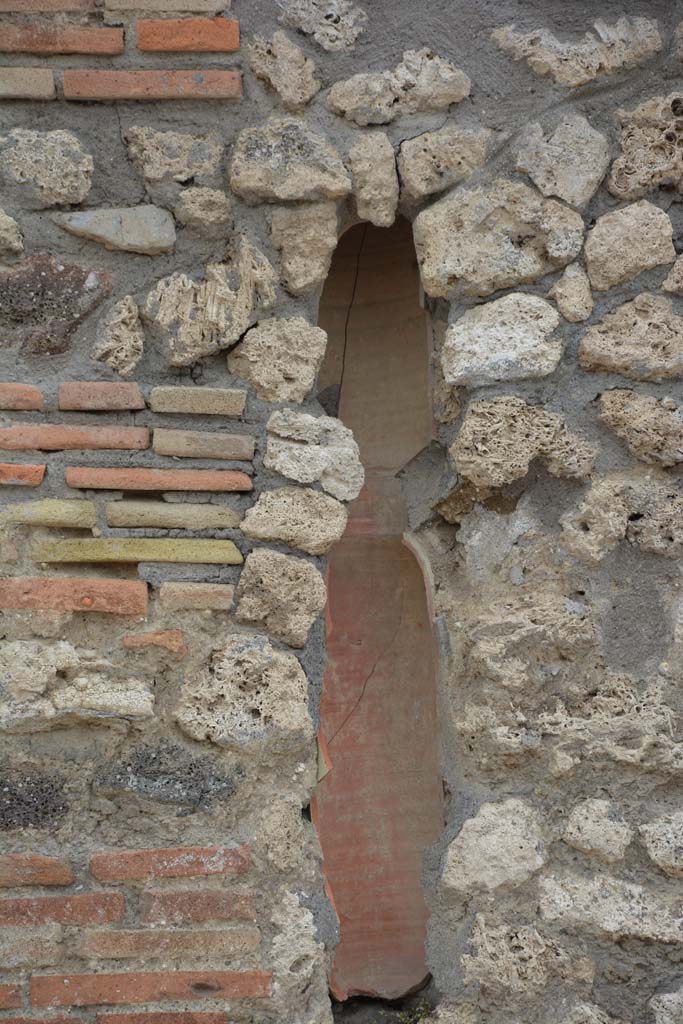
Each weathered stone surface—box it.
[579,294,683,382]
[174,187,232,238]
[158,582,235,611]
[270,202,338,295]
[584,201,674,290]
[269,891,333,1024]
[241,486,347,555]
[397,122,490,202]
[609,93,683,201]
[174,633,313,755]
[229,119,351,203]
[413,179,584,299]
[125,126,222,206]
[0,253,111,356]
[515,114,610,209]
[249,30,320,110]
[91,296,144,378]
[0,498,96,528]
[492,17,661,87]
[563,799,633,862]
[228,317,327,403]
[540,872,683,942]
[347,132,398,227]
[0,129,92,209]
[450,396,596,489]
[106,500,240,529]
[264,409,364,500]
[442,799,545,894]
[442,293,561,387]
[663,255,683,294]
[55,205,175,255]
[0,208,22,256]
[599,389,683,466]
[548,263,593,322]
[144,236,276,366]
[639,813,683,877]
[279,0,366,51]
[650,987,683,1024]
[328,48,470,126]
[235,548,326,648]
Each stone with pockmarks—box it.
[91,296,144,378]
[639,813,683,877]
[228,317,327,403]
[579,294,683,381]
[599,390,683,466]
[348,133,398,227]
[270,202,338,295]
[235,548,327,648]
[278,0,366,52]
[241,486,347,555]
[515,114,610,208]
[125,126,223,206]
[584,200,674,290]
[563,799,633,862]
[174,187,232,238]
[249,30,321,110]
[264,409,364,500]
[0,129,93,209]
[398,122,490,202]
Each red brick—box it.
[66,467,252,492]
[77,927,260,960]
[30,970,271,1007]
[0,68,55,99]
[0,984,22,1009]
[0,0,93,9]
[90,846,250,882]
[0,463,45,486]
[3,1017,75,1024]
[58,382,144,411]
[96,1015,226,1024]
[136,18,238,52]
[63,70,241,102]
[0,577,148,616]
[0,853,74,888]
[0,384,43,410]
[0,26,123,54]
[0,425,149,451]
[0,893,124,926]
[123,629,187,656]
[141,889,256,925]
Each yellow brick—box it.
[0,499,97,528]
[32,538,243,564]
[149,386,246,417]
[105,500,241,530]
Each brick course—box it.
[0,984,22,1009]
[58,382,145,411]
[90,846,250,882]
[0,425,149,451]
[0,577,148,615]
[140,889,256,924]
[76,927,261,960]
[0,27,124,55]
[66,467,252,492]
[0,463,45,486]
[30,970,271,1006]
[0,854,74,888]
[0,893,124,926]
[0,384,43,411]
[136,18,239,52]
[0,69,55,100]
[63,70,242,102]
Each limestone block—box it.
[235,548,326,647]
[264,409,364,500]
[515,114,610,208]
[228,317,327,403]
[269,891,333,1024]
[174,633,313,755]
[32,537,243,564]
[397,122,490,202]
[55,206,175,255]
[0,129,93,209]
[249,30,321,110]
[584,201,674,290]
[347,132,398,227]
[650,987,683,1024]
[609,93,683,201]
[149,386,245,417]
[125,126,223,206]
[91,296,144,378]
[229,119,351,203]
[413,179,584,299]
[563,799,633,862]
[442,293,561,386]
[0,640,80,703]
[579,294,683,381]
[548,263,593,322]
[0,498,96,528]
[663,255,683,294]
[241,486,347,555]
[174,187,232,238]
[106,500,240,529]
[278,0,366,52]
[0,207,23,256]
[639,813,683,877]
[599,390,683,466]
[442,798,546,894]
[269,203,338,295]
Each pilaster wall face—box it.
[1,1,683,1023]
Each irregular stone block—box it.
[515,113,610,208]
[609,93,683,201]
[0,764,68,830]
[125,126,223,206]
[639,813,683,877]
[0,128,92,208]
[563,799,633,862]
[599,389,683,466]
[32,538,243,564]
[235,547,326,647]
[579,294,683,382]
[241,486,347,555]
[157,581,234,610]
[264,409,364,500]
[584,200,674,290]
[91,296,144,378]
[94,742,234,808]
[150,386,245,416]
[0,207,22,255]
[174,186,232,238]
[270,202,338,295]
[153,428,255,461]
[279,0,366,52]
[548,263,593,322]
[0,498,96,528]
[398,122,490,202]
[650,987,683,1024]
[106,500,240,529]
[248,30,320,110]
[55,205,175,255]
[228,317,327,403]
[663,254,683,294]
[348,132,398,227]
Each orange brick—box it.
[58,382,144,411]
[0,853,74,888]
[0,463,45,486]
[66,467,252,492]
[63,69,241,101]
[31,970,270,1007]
[0,26,123,54]
[141,889,256,925]
[2,1017,75,1024]
[0,984,21,1009]
[0,68,55,99]
[123,629,187,656]
[0,384,43,410]
[96,1015,227,1024]
[0,425,149,451]
[90,845,250,882]
[136,18,238,52]
[0,577,148,616]
[0,892,124,926]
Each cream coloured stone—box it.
[249,30,321,110]
[650,987,683,1024]
[270,203,338,295]
[241,486,347,555]
[579,294,683,382]
[235,548,327,648]
[639,813,683,877]
[55,206,175,255]
[599,390,683,466]
[413,179,584,299]
[174,633,313,755]
[0,129,93,210]
[609,93,683,201]
[0,207,23,256]
[229,119,351,203]
[50,676,154,721]
[279,0,366,52]
[106,500,240,530]
[347,133,398,227]
[398,122,490,202]
[548,263,593,322]
[144,236,276,366]
[515,114,610,209]
[228,317,327,403]
[492,17,661,87]
[585,201,674,290]
[561,1005,625,1024]
[563,799,633,862]
[264,409,364,500]
[174,187,232,238]
[663,255,683,294]
[91,296,144,379]
[269,892,333,1024]
[125,127,222,206]
[442,799,545,894]
[0,640,79,703]
[443,293,561,386]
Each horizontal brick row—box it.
[0,26,124,55]
[65,467,252,491]
[137,17,239,52]
[76,927,260,960]
[141,889,256,924]
[0,384,43,411]
[32,537,243,565]
[58,382,145,411]
[0,577,148,615]
[0,425,150,451]
[0,854,74,888]
[0,68,241,101]
[0,893,123,926]
[90,845,250,881]
[0,983,21,1009]
[123,628,188,656]
[0,463,45,486]
[95,1014,229,1024]
[30,970,271,1007]
[0,383,245,415]
[0,19,238,54]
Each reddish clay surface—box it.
[312,221,442,1000]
